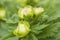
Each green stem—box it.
[19,38,23,40]
[19,38,20,40]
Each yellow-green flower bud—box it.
[33,0,39,4]
[13,21,30,38]
[16,0,28,6]
[18,6,33,19]
[0,8,6,19]
[33,7,44,16]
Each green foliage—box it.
[0,0,60,40]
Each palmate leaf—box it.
[0,0,60,40]
[31,33,38,40]
[31,24,49,34]
[37,22,60,40]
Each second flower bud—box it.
[18,6,33,19]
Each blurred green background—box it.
[0,0,60,40]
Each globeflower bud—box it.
[16,0,28,6]
[13,21,30,37]
[0,8,6,19]
[33,7,44,16]
[33,0,39,4]
[18,6,33,19]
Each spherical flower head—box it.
[0,8,6,19]
[13,21,30,37]
[33,7,44,16]
[18,6,33,19]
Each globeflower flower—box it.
[13,21,30,37]
[0,8,6,19]
[33,7,44,16]
[18,6,33,19]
